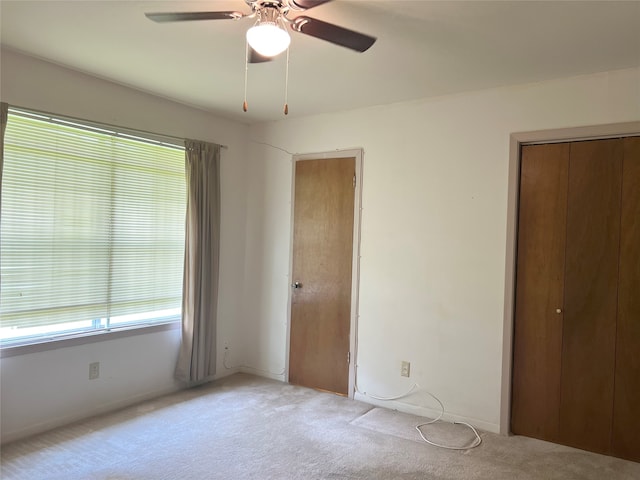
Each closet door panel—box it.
[559,139,623,454]
[511,143,568,441]
[612,136,640,462]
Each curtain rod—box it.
[8,104,228,150]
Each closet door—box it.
[558,139,623,454]
[511,143,569,441]
[612,137,640,462]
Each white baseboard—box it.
[353,391,500,434]
[239,365,286,382]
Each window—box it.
[1,109,186,347]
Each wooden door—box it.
[289,157,355,395]
[559,139,623,454]
[511,143,569,441]
[512,138,637,460]
[612,137,640,462]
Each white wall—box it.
[0,49,250,443]
[2,48,638,442]
[245,67,640,433]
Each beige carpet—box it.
[1,373,638,479]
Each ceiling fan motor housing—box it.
[247,0,326,14]
[256,3,282,25]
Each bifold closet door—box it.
[612,137,640,462]
[511,143,568,441]
[513,137,639,460]
[558,139,623,454]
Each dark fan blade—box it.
[289,0,333,10]
[248,47,272,64]
[145,11,244,23]
[292,16,376,52]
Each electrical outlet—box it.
[401,361,410,377]
[89,362,100,380]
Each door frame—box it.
[500,121,640,435]
[285,148,363,398]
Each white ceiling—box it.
[1,1,639,125]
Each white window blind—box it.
[1,109,186,345]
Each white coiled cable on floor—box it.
[356,382,482,450]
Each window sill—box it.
[0,322,181,358]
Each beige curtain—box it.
[175,140,221,384]
[1,102,8,199]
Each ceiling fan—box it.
[145,0,377,62]
[146,0,376,114]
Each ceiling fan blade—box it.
[289,0,333,10]
[248,47,273,64]
[145,11,244,23]
[291,16,376,52]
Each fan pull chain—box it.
[283,47,290,115]
[243,42,249,112]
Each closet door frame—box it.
[500,121,640,436]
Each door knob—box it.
[291,282,302,289]
[556,308,562,314]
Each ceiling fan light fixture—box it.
[247,22,291,57]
